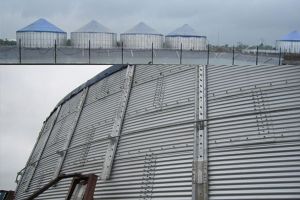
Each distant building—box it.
[120,22,163,49]
[166,24,207,50]
[276,30,300,53]
[16,18,66,48]
[71,20,117,48]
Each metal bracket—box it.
[101,65,135,180]
[193,65,208,200]
[15,169,24,184]
[53,88,89,179]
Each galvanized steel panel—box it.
[16,31,67,48]
[120,34,163,49]
[58,69,127,198]
[16,91,83,199]
[276,41,300,53]
[95,65,197,199]
[207,64,300,200]
[165,36,207,50]
[15,64,300,200]
[71,32,117,49]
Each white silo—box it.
[16,18,67,48]
[120,22,163,49]
[71,20,117,48]
[276,30,300,53]
[166,24,207,50]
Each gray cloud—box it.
[0,65,110,190]
[0,0,299,45]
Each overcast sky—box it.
[0,65,110,190]
[0,0,299,45]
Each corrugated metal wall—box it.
[276,41,300,53]
[97,65,196,199]
[15,108,59,199]
[16,32,67,48]
[165,36,207,50]
[39,68,127,199]
[71,32,117,48]
[16,90,85,199]
[120,34,163,49]
[207,65,300,200]
[15,64,300,200]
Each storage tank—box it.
[16,18,66,48]
[166,24,207,50]
[15,64,300,199]
[120,22,163,49]
[276,30,300,53]
[71,20,117,48]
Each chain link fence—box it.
[0,43,286,65]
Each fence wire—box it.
[0,45,289,65]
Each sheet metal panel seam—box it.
[52,87,89,178]
[203,64,208,200]
[208,79,300,100]
[102,65,134,180]
[99,65,195,199]
[133,66,193,88]
[23,105,61,192]
[44,119,201,161]
[192,65,200,200]
[193,65,208,200]
[20,106,299,167]
[207,65,300,199]
[208,106,300,122]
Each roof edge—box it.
[166,35,206,38]
[120,33,163,36]
[71,31,116,34]
[277,39,300,42]
[46,64,128,122]
[16,30,67,33]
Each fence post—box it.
[19,39,21,64]
[255,46,258,65]
[54,40,57,64]
[278,47,281,65]
[180,43,182,64]
[207,44,210,65]
[151,42,154,64]
[121,42,124,64]
[232,45,235,65]
[88,40,91,64]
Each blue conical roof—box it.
[17,18,65,33]
[73,20,113,33]
[280,30,300,41]
[123,22,162,35]
[167,24,204,37]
